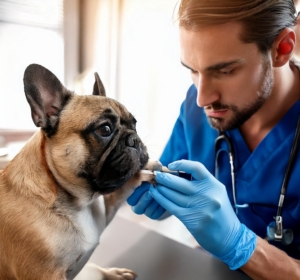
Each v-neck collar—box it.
[228,100,300,182]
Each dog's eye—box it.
[96,125,111,137]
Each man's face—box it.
[179,22,274,131]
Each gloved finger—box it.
[149,186,182,216]
[127,183,151,206]
[150,205,166,220]
[168,159,213,181]
[144,199,165,219]
[155,171,199,195]
[131,191,154,215]
[156,184,193,207]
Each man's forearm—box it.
[241,236,300,279]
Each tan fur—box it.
[0,65,161,280]
[0,114,159,280]
[0,134,66,279]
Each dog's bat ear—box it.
[93,72,106,96]
[23,64,72,136]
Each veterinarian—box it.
[127,0,300,279]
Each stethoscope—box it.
[214,115,300,245]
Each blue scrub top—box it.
[160,84,300,259]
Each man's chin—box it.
[207,117,228,131]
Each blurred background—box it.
[0,0,191,160]
[2,0,300,249]
[0,0,196,247]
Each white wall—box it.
[0,0,64,130]
[116,0,192,159]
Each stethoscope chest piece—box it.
[266,221,294,245]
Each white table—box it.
[89,214,251,280]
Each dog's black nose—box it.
[126,134,138,148]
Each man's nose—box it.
[195,75,219,107]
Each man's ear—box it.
[271,28,296,67]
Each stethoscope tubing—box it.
[214,133,248,214]
[277,115,300,217]
[215,115,300,244]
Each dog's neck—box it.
[3,130,57,206]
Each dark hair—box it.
[177,0,297,53]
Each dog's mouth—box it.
[94,185,121,195]
[94,150,148,194]
[79,134,149,195]
[79,164,142,195]
[93,168,134,194]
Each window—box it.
[0,0,64,130]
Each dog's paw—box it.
[143,159,163,172]
[102,267,137,280]
[138,159,163,184]
[75,263,137,280]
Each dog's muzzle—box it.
[81,131,149,194]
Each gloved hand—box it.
[149,160,257,270]
[127,182,166,220]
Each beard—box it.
[206,57,274,131]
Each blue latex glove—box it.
[149,160,257,270]
[127,182,166,220]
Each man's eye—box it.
[190,69,198,74]
[220,69,233,75]
[96,125,111,137]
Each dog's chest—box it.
[64,196,107,278]
[76,196,106,252]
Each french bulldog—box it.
[0,64,161,280]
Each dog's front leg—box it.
[74,262,137,280]
[104,160,162,224]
